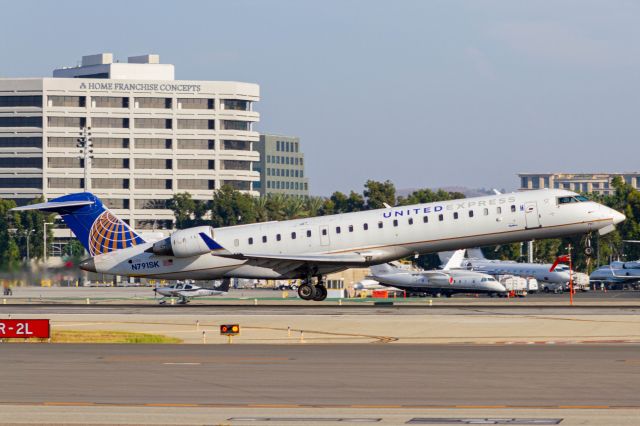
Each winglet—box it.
[199,232,225,250]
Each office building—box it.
[518,172,640,195]
[0,53,260,246]
[254,134,308,197]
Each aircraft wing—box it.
[219,252,369,273]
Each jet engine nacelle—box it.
[151,226,215,258]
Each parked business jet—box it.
[154,279,230,304]
[459,248,573,290]
[590,261,640,286]
[12,189,623,301]
[368,252,507,297]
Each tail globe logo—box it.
[88,210,141,255]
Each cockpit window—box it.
[558,196,588,205]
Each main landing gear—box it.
[297,275,328,302]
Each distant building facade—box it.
[254,134,308,197]
[0,53,260,240]
[519,173,640,195]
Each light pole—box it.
[43,222,54,263]
[25,229,35,264]
[77,126,93,192]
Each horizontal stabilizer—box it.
[11,200,94,212]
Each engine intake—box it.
[151,226,216,258]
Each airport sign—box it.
[0,319,50,339]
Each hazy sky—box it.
[2,1,639,195]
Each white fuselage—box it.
[464,260,572,284]
[90,189,624,280]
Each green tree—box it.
[0,199,20,270]
[210,185,257,227]
[304,196,324,217]
[168,193,197,229]
[364,180,396,209]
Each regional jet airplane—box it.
[12,190,624,301]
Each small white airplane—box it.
[154,279,230,304]
[367,252,507,297]
[12,189,624,302]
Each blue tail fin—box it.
[12,192,145,256]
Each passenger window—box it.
[322,228,327,236]
[248,237,253,245]
[408,218,413,225]
[276,234,281,241]
[453,212,459,220]
[497,207,502,214]
[306,230,311,237]
[393,219,398,227]
[423,216,428,223]
[469,210,474,218]
[483,208,489,216]
[438,214,444,221]
[291,232,296,240]
[378,221,383,229]
[363,223,368,231]
[262,236,267,243]
[511,205,516,213]
[348,225,353,232]
[336,226,341,234]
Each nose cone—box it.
[79,257,97,273]
[611,209,625,225]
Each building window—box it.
[0,177,41,189]
[93,178,130,189]
[178,98,213,110]
[221,120,250,131]
[93,158,129,169]
[178,179,215,190]
[47,116,84,128]
[136,97,171,109]
[102,198,130,209]
[222,99,250,111]
[178,159,214,170]
[0,137,42,148]
[134,199,169,209]
[223,140,251,151]
[135,179,171,189]
[221,180,250,191]
[135,158,172,169]
[135,138,172,149]
[0,157,42,168]
[93,96,127,108]
[92,117,129,128]
[177,119,214,130]
[48,177,83,189]
[92,137,129,149]
[49,95,86,107]
[221,160,251,171]
[0,95,42,107]
[136,118,171,129]
[178,139,214,150]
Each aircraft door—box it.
[319,225,330,246]
[524,202,541,228]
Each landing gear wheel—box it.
[312,285,327,301]
[298,283,315,301]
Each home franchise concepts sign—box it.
[79,82,202,92]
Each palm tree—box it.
[304,196,324,217]
[283,196,305,219]
[253,196,269,222]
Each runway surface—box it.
[1,344,638,407]
[1,303,639,316]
